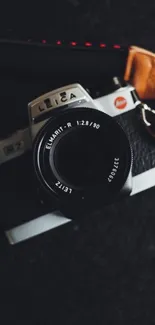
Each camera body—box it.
[2,78,155,244]
[1,82,134,211]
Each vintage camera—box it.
[2,77,155,244]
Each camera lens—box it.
[51,127,114,189]
[33,107,132,217]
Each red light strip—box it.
[27,39,122,49]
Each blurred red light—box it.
[85,42,92,47]
[113,44,121,49]
[100,43,106,48]
[56,40,62,45]
[42,39,47,44]
[71,41,77,46]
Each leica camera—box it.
[1,77,155,244]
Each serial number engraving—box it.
[108,158,120,183]
[76,120,100,129]
[55,181,72,194]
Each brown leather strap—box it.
[124,46,155,100]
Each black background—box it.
[0,0,155,48]
[1,1,155,324]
